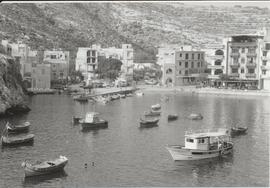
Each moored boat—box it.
[168,114,178,121]
[135,91,144,96]
[72,116,82,124]
[1,134,35,146]
[80,112,108,130]
[188,113,203,120]
[73,94,88,102]
[166,128,233,161]
[140,117,159,128]
[144,110,161,117]
[22,156,68,177]
[6,121,30,133]
[231,126,248,135]
[151,104,161,111]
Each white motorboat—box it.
[80,112,108,130]
[135,91,144,96]
[151,104,161,111]
[166,128,233,161]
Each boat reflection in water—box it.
[22,170,67,187]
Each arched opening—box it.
[166,78,173,85]
[214,69,223,75]
[215,49,224,56]
[215,60,222,66]
[166,68,173,74]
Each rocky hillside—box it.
[0,2,269,66]
[0,53,30,116]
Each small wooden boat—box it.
[111,95,120,100]
[72,116,82,124]
[73,95,88,102]
[140,118,159,128]
[144,110,161,117]
[6,121,30,133]
[151,104,161,111]
[188,113,203,120]
[1,134,34,146]
[126,93,133,97]
[80,112,108,130]
[231,127,248,135]
[119,94,126,98]
[168,114,178,121]
[22,156,68,177]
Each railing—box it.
[246,52,257,57]
[230,53,240,57]
[230,63,240,68]
[246,63,256,68]
[229,73,240,77]
[246,73,256,78]
[185,128,229,136]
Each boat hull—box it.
[166,144,233,161]
[1,134,35,146]
[80,121,108,130]
[6,122,30,134]
[24,159,68,177]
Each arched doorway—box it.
[166,77,173,86]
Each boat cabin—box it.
[85,112,100,123]
[184,129,231,151]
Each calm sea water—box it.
[0,92,269,187]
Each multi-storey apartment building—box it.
[203,44,226,86]
[43,50,69,81]
[260,28,270,90]
[225,34,264,89]
[75,44,134,81]
[31,63,51,89]
[157,45,206,86]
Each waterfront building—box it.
[1,40,38,78]
[43,50,69,81]
[260,28,270,90]
[75,44,134,81]
[157,45,206,86]
[225,34,264,89]
[203,44,226,86]
[31,63,51,89]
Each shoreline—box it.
[136,85,270,97]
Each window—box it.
[191,62,194,68]
[233,58,239,64]
[241,58,245,64]
[198,53,200,59]
[263,51,267,56]
[185,53,189,60]
[92,51,96,56]
[92,57,96,63]
[185,70,188,75]
[215,60,222,66]
[51,55,57,59]
[201,61,203,67]
[179,53,182,58]
[232,48,238,53]
[248,48,255,53]
[185,62,188,68]
[248,69,255,74]
[186,138,194,143]
[263,60,267,66]
[241,48,245,53]
[266,43,270,50]
[33,69,35,74]
[179,61,182,66]
[197,62,200,67]
[262,70,266,75]
[241,69,244,73]
[87,58,90,64]
[232,68,238,73]
[179,70,181,75]
[215,49,224,55]
[198,138,205,143]
[192,53,194,59]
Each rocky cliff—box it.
[0,53,30,116]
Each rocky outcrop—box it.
[0,53,30,116]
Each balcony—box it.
[261,65,270,70]
[231,42,257,48]
[230,63,240,68]
[230,53,240,57]
[213,55,224,60]
[229,73,240,77]
[245,73,256,78]
[246,52,257,57]
[246,63,256,68]
[207,65,224,69]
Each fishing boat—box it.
[166,128,233,161]
[151,104,161,111]
[231,126,248,135]
[1,134,34,146]
[72,116,82,124]
[168,114,178,121]
[144,110,161,117]
[21,155,68,177]
[80,112,108,130]
[6,121,30,133]
[188,113,203,120]
[140,117,159,128]
[73,94,88,102]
